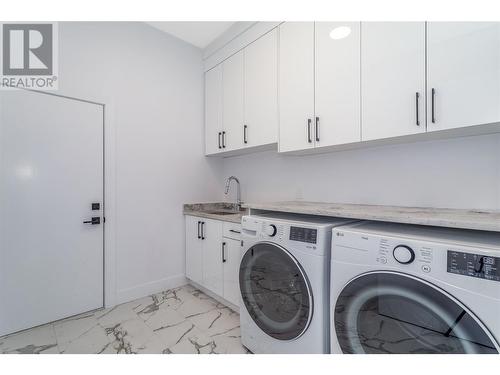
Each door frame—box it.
[13,88,118,309]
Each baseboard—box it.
[115,274,188,305]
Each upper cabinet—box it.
[427,22,500,132]
[205,31,278,156]
[279,22,315,152]
[279,22,361,153]
[244,29,278,148]
[206,22,500,157]
[222,51,245,152]
[205,65,223,155]
[361,22,426,141]
[315,22,361,147]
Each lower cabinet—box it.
[185,215,203,284]
[185,215,241,307]
[202,218,224,296]
[222,238,242,306]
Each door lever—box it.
[83,217,100,225]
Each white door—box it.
[427,22,500,131]
[223,51,245,152]
[223,238,241,307]
[315,22,361,147]
[0,90,104,336]
[279,22,315,152]
[361,22,426,141]
[205,65,223,155]
[185,216,203,284]
[201,219,223,296]
[244,29,278,148]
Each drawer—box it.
[223,222,242,240]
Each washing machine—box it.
[331,221,500,354]
[239,213,356,354]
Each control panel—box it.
[290,226,317,244]
[375,239,434,273]
[447,250,500,282]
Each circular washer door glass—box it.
[239,242,313,340]
[335,272,498,354]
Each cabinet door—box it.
[427,22,500,131]
[201,219,223,296]
[315,22,361,147]
[185,216,203,284]
[279,22,315,152]
[361,22,426,141]
[223,51,245,151]
[223,238,242,307]
[244,29,278,148]
[205,65,223,155]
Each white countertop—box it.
[242,201,500,232]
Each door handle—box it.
[415,92,420,126]
[222,242,226,263]
[222,131,226,148]
[197,221,201,239]
[315,116,320,142]
[307,119,312,143]
[201,222,205,240]
[83,217,100,225]
[243,125,248,144]
[431,88,436,123]
[218,132,222,149]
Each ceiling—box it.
[147,22,235,49]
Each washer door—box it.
[335,272,499,354]
[239,242,313,340]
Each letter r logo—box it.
[2,24,53,75]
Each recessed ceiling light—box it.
[329,26,352,40]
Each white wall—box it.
[57,22,223,303]
[222,134,500,210]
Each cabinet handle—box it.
[222,131,226,148]
[431,88,436,123]
[197,221,201,239]
[307,119,312,143]
[243,125,248,144]
[415,92,420,126]
[222,242,227,263]
[218,132,222,149]
[315,116,320,142]
[229,229,241,234]
[201,222,205,240]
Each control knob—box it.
[393,245,415,264]
[264,224,277,237]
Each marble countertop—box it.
[183,202,247,224]
[242,201,500,232]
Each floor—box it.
[0,284,250,354]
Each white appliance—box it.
[239,213,356,354]
[330,221,500,354]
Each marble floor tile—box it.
[187,305,240,337]
[60,324,111,354]
[0,284,250,354]
[53,313,99,350]
[106,318,156,354]
[211,327,250,354]
[0,324,58,354]
[143,304,186,331]
[168,330,216,354]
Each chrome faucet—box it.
[224,176,242,211]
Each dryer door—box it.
[334,271,499,354]
[239,242,313,340]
